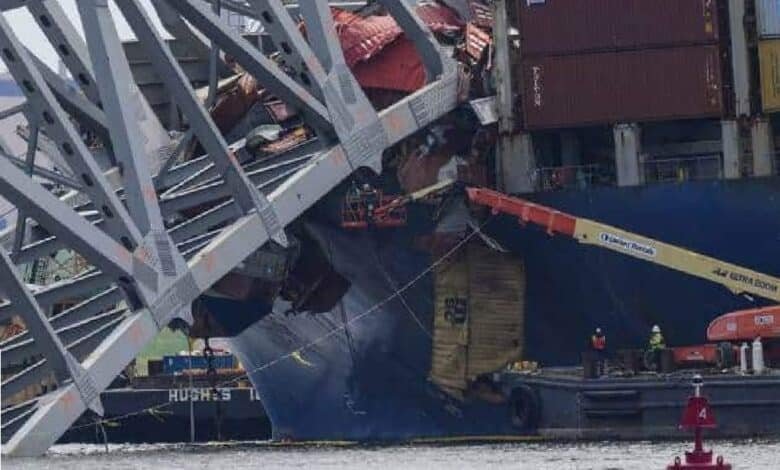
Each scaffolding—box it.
[0,0,459,456]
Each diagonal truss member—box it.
[0,0,460,457]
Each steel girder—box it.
[0,0,460,456]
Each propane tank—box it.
[739,343,749,374]
[752,337,765,375]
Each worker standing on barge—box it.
[591,328,607,376]
[648,325,666,371]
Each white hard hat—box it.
[652,325,661,333]
[595,328,602,334]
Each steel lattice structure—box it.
[0,0,459,456]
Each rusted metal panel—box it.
[759,39,780,112]
[333,4,464,68]
[521,45,724,129]
[430,245,470,397]
[518,0,720,57]
[429,242,524,397]
[465,22,492,62]
[352,38,427,92]
[465,243,524,381]
[757,0,780,38]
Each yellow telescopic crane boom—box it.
[467,187,780,303]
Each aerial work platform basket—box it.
[341,190,407,229]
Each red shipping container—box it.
[518,0,720,57]
[520,45,724,129]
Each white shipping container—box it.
[758,0,780,38]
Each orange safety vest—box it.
[591,334,606,351]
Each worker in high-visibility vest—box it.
[591,328,607,377]
[648,325,665,351]
[647,324,666,372]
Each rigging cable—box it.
[60,217,490,436]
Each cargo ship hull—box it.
[215,177,780,441]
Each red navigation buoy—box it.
[667,375,731,470]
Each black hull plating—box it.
[220,178,780,440]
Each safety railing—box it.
[642,155,722,184]
[531,164,615,191]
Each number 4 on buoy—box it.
[667,375,732,470]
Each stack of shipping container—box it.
[516,0,729,129]
[758,0,780,113]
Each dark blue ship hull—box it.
[221,177,780,441]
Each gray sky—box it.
[1,0,167,71]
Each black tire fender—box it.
[509,384,540,431]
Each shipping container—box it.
[520,45,724,130]
[518,0,720,57]
[163,354,236,374]
[758,0,780,38]
[430,241,524,397]
[759,39,780,112]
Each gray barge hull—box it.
[500,370,780,441]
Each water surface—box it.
[5,439,777,469]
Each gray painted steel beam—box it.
[2,313,122,406]
[27,0,102,105]
[298,1,386,173]
[163,0,333,132]
[206,0,221,107]
[11,122,39,255]
[160,156,310,213]
[1,0,459,456]
[0,1,28,10]
[0,101,26,120]
[1,286,122,351]
[78,0,166,236]
[152,0,225,70]
[0,271,112,324]
[0,250,71,383]
[117,0,287,246]
[1,361,50,407]
[2,152,82,190]
[1,399,38,428]
[1,405,38,441]
[378,0,443,82]
[2,308,128,370]
[0,249,104,414]
[0,14,144,248]
[27,53,110,144]
[154,130,194,189]
[0,157,155,288]
[167,138,321,193]
[248,0,326,101]
[28,0,173,173]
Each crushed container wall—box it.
[429,242,525,397]
[759,39,780,112]
[520,45,724,129]
[465,243,525,380]
[430,245,470,396]
[518,0,720,57]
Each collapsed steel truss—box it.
[0,0,459,456]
